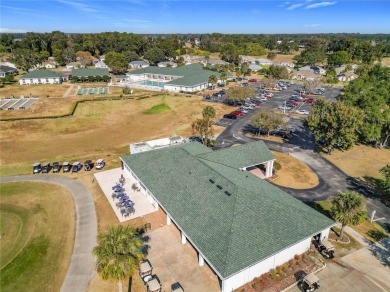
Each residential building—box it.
[248,64,262,71]
[255,58,273,66]
[126,63,221,93]
[41,61,57,69]
[336,72,358,82]
[279,62,295,68]
[129,60,150,69]
[0,65,18,78]
[120,141,335,292]
[95,61,108,69]
[0,61,16,68]
[66,62,83,69]
[19,69,62,85]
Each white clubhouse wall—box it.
[222,227,331,292]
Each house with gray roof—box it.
[0,65,18,78]
[19,69,62,85]
[120,141,335,292]
[129,60,149,69]
[126,63,221,93]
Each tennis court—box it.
[76,87,109,96]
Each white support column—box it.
[167,215,171,225]
[198,254,204,266]
[266,160,274,178]
[181,232,187,244]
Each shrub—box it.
[294,254,300,261]
[274,161,282,171]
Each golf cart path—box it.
[0,175,97,292]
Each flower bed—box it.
[236,252,322,292]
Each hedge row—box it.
[0,94,141,122]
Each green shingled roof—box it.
[20,69,61,79]
[129,63,220,87]
[71,68,109,77]
[197,141,274,168]
[121,142,334,279]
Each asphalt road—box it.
[212,89,390,232]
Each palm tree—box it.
[93,225,144,292]
[331,191,367,238]
[208,74,218,89]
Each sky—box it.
[0,0,389,34]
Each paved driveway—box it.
[288,238,390,292]
[144,225,220,292]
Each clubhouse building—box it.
[120,141,335,292]
[123,64,221,93]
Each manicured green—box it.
[121,142,334,278]
[143,103,171,114]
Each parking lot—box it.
[209,82,342,139]
[0,97,38,110]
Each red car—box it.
[306,98,316,103]
[248,79,257,83]
[286,100,299,107]
[231,111,244,117]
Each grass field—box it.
[0,83,72,98]
[0,182,75,292]
[271,151,319,189]
[143,103,171,114]
[322,145,390,179]
[312,200,388,243]
[0,94,231,176]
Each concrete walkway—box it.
[0,175,97,292]
[63,84,74,97]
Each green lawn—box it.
[311,200,388,243]
[143,103,171,114]
[0,182,75,292]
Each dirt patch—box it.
[271,151,319,189]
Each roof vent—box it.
[216,185,223,190]
[225,191,232,196]
[209,179,215,184]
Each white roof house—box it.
[279,62,295,68]
[157,61,177,68]
[95,61,108,69]
[249,64,262,71]
[129,60,149,69]
[255,58,273,66]
[66,62,83,69]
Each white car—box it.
[241,105,251,110]
[279,105,292,111]
[296,109,310,115]
[239,108,249,113]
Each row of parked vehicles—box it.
[223,93,275,119]
[33,159,105,174]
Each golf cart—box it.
[63,162,71,173]
[52,162,61,173]
[42,162,51,173]
[301,273,320,292]
[84,160,93,171]
[33,162,42,174]
[96,159,105,170]
[72,162,82,173]
[317,239,335,259]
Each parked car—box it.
[271,129,292,139]
[96,159,106,170]
[239,108,249,114]
[63,162,71,173]
[248,78,257,83]
[72,162,82,173]
[84,160,93,171]
[296,109,310,115]
[223,113,237,119]
[189,136,203,143]
[42,162,51,174]
[231,111,244,117]
[286,100,299,107]
[52,162,61,173]
[33,162,42,174]
[279,105,292,111]
[306,98,316,103]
